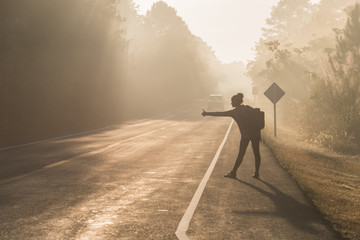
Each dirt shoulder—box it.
[188,124,340,240]
[262,126,360,240]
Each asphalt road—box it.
[0,101,340,239]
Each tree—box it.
[124,1,219,115]
[248,0,315,106]
[302,0,358,38]
[0,0,129,146]
[304,3,360,153]
[262,0,314,45]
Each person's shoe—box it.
[253,172,259,178]
[224,172,236,178]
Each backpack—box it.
[244,105,265,133]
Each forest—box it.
[1,0,234,147]
[1,0,360,154]
[248,0,360,154]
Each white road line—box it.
[0,125,119,151]
[43,160,69,169]
[43,125,176,169]
[0,101,199,152]
[175,120,234,240]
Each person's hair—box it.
[231,93,244,106]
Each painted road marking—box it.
[0,125,119,151]
[0,102,194,152]
[43,125,177,169]
[175,120,234,240]
[0,123,177,185]
[43,160,69,169]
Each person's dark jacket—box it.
[206,105,260,139]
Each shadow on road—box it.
[232,178,333,236]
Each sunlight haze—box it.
[133,0,281,64]
[1,1,360,239]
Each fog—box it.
[1,0,360,153]
[248,0,360,153]
[133,0,281,64]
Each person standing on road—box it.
[202,93,261,178]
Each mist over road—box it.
[0,100,339,239]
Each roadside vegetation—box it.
[263,126,360,240]
[249,0,360,154]
[248,1,360,239]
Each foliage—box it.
[0,0,221,147]
[1,0,127,146]
[248,0,317,106]
[247,0,360,154]
[262,0,314,45]
[305,3,360,153]
[122,1,220,117]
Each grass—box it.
[262,126,360,240]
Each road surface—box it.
[0,101,340,239]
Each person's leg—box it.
[251,135,261,177]
[231,137,250,174]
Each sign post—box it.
[252,86,258,106]
[264,82,285,137]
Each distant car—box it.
[207,94,225,111]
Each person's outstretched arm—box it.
[202,109,233,117]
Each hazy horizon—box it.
[133,0,281,64]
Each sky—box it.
[133,0,281,64]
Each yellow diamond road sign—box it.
[264,82,285,104]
